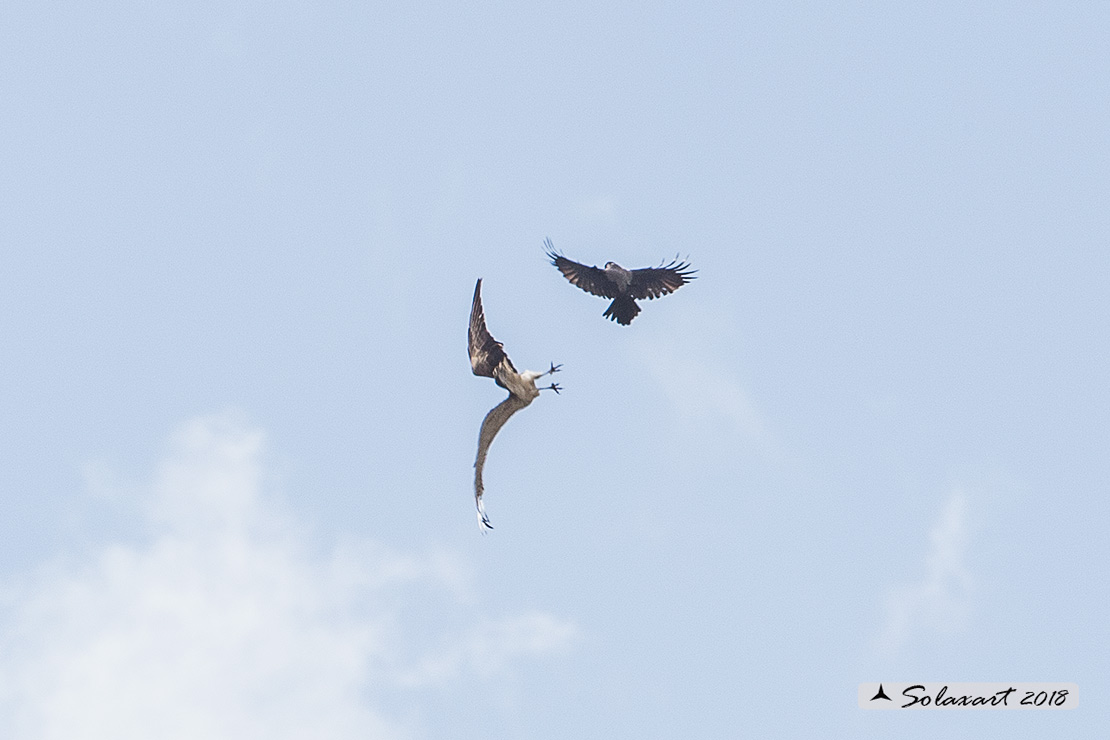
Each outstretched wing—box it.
[545,238,617,299]
[628,258,697,300]
[469,278,516,378]
[473,394,532,529]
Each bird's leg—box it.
[540,363,562,393]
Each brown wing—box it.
[469,279,516,378]
[473,393,532,529]
[628,258,697,300]
[545,239,618,299]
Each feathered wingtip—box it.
[656,253,698,280]
[543,237,562,264]
[476,498,493,530]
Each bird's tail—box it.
[604,297,640,325]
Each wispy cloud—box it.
[636,343,766,447]
[876,489,973,656]
[396,611,577,687]
[0,414,575,739]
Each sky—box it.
[1,1,1108,737]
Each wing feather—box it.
[545,239,617,299]
[473,394,532,528]
[628,258,697,300]
[469,278,515,377]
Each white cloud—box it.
[0,414,575,740]
[876,489,973,655]
[637,345,766,446]
[396,611,577,688]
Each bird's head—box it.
[603,261,632,290]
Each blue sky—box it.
[2,1,1108,737]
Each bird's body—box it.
[468,278,560,529]
[545,239,697,324]
[603,262,633,292]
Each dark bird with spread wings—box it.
[469,278,561,529]
[545,238,697,325]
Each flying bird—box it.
[544,238,697,325]
[469,278,561,530]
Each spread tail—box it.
[603,296,640,325]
